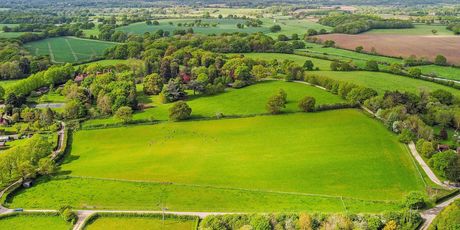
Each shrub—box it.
[169,101,192,121]
[114,106,133,124]
[403,191,426,209]
[298,213,313,230]
[298,96,316,112]
[59,206,78,224]
[266,91,287,114]
[398,129,415,143]
[250,215,271,230]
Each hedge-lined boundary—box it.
[0,211,60,219]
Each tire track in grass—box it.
[64,38,78,62]
[66,175,399,205]
[47,42,56,63]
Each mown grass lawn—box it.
[83,80,343,127]
[24,36,117,63]
[313,71,460,97]
[85,216,196,230]
[0,214,70,230]
[232,53,332,71]
[7,110,417,212]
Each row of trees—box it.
[0,41,50,80]
[319,14,413,34]
[0,135,56,186]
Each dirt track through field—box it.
[315,34,460,65]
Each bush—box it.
[403,191,426,209]
[114,106,133,124]
[398,129,415,144]
[59,206,78,224]
[298,96,316,112]
[169,101,192,121]
[266,92,286,114]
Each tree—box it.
[59,206,78,224]
[431,89,453,105]
[303,60,314,71]
[430,150,459,182]
[398,129,415,143]
[143,73,163,95]
[63,100,86,119]
[38,158,56,175]
[161,78,186,103]
[18,160,35,179]
[269,25,281,33]
[403,191,426,209]
[365,60,379,71]
[434,54,447,66]
[298,96,316,112]
[298,213,312,230]
[408,67,422,78]
[266,93,286,114]
[355,46,364,52]
[114,106,133,124]
[383,220,397,230]
[431,29,438,35]
[169,101,192,121]
[250,65,271,80]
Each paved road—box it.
[420,193,460,230]
[407,142,453,189]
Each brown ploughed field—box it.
[316,34,460,65]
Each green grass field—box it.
[232,53,332,71]
[418,65,460,81]
[76,59,143,67]
[0,214,70,230]
[0,31,28,38]
[0,79,21,89]
[85,216,196,230]
[117,19,267,35]
[261,18,332,37]
[24,36,117,63]
[313,71,460,97]
[83,80,344,127]
[7,110,422,212]
[365,24,454,36]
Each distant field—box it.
[315,34,460,65]
[7,110,423,212]
[0,214,69,230]
[86,216,196,230]
[313,71,460,97]
[83,80,344,126]
[24,36,117,63]
[76,59,143,67]
[117,19,267,35]
[262,18,332,37]
[365,24,454,36]
[417,65,460,81]
[234,53,332,70]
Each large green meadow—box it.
[7,110,424,212]
[417,65,460,81]
[83,80,343,127]
[365,24,454,36]
[24,36,117,63]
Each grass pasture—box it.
[24,36,117,63]
[233,53,332,71]
[117,19,268,35]
[83,80,344,126]
[312,71,460,97]
[418,65,460,81]
[7,110,423,212]
[0,213,70,230]
[85,216,196,230]
[365,24,454,36]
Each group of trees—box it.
[0,135,56,186]
[319,14,413,34]
[0,41,50,80]
[200,211,421,230]
[3,107,59,135]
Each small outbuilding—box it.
[22,179,34,188]
[437,144,450,152]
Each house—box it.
[437,144,450,152]
[74,73,88,83]
[35,87,49,96]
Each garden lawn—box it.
[86,216,196,230]
[83,80,343,127]
[417,65,460,81]
[232,53,332,71]
[7,110,417,212]
[0,214,70,230]
[24,36,117,63]
[312,71,460,97]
